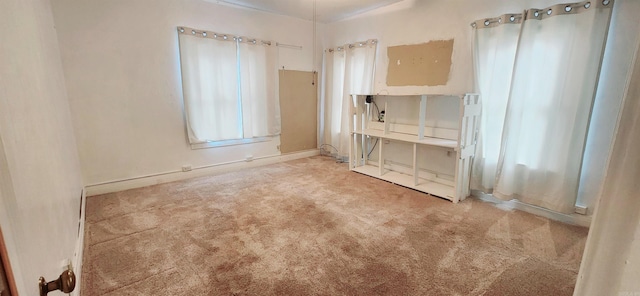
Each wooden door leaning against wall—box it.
[279,70,318,154]
[0,227,16,296]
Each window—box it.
[177,27,280,148]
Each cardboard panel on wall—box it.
[386,39,454,86]
[279,70,317,153]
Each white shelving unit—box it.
[349,94,480,203]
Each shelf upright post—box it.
[418,95,427,140]
[413,143,418,186]
[349,95,355,169]
[383,101,390,135]
[365,96,371,126]
[457,93,481,199]
[351,95,361,168]
[356,95,365,166]
[378,133,384,176]
[453,94,466,203]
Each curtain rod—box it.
[325,39,378,53]
[177,26,272,46]
[277,43,303,50]
[471,0,613,28]
[470,13,523,28]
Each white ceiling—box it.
[216,0,404,23]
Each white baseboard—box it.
[472,191,592,227]
[85,150,320,196]
[72,188,87,296]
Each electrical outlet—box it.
[181,165,192,172]
[245,155,253,162]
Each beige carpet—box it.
[81,156,588,295]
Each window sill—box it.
[190,136,274,150]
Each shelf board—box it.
[352,165,455,200]
[354,129,457,148]
[352,94,467,98]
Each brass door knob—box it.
[39,269,75,296]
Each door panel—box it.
[279,70,318,153]
[0,227,15,296]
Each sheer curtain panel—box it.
[321,48,346,158]
[471,14,522,193]
[239,41,280,138]
[345,42,377,96]
[178,30,240,143]
[321,40,377,160]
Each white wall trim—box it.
[472,191,592,227]
[190,136,273,150]
[85,149,320,196]
[72,188,87,296]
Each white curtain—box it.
[322,49,346,158]
[472,2,613,213]
[471,15,522,192]
[322,41,377,159]
[239,41,280,138]
[178,29,280,144]
[178,32,240,143]
[345,43,377,95]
